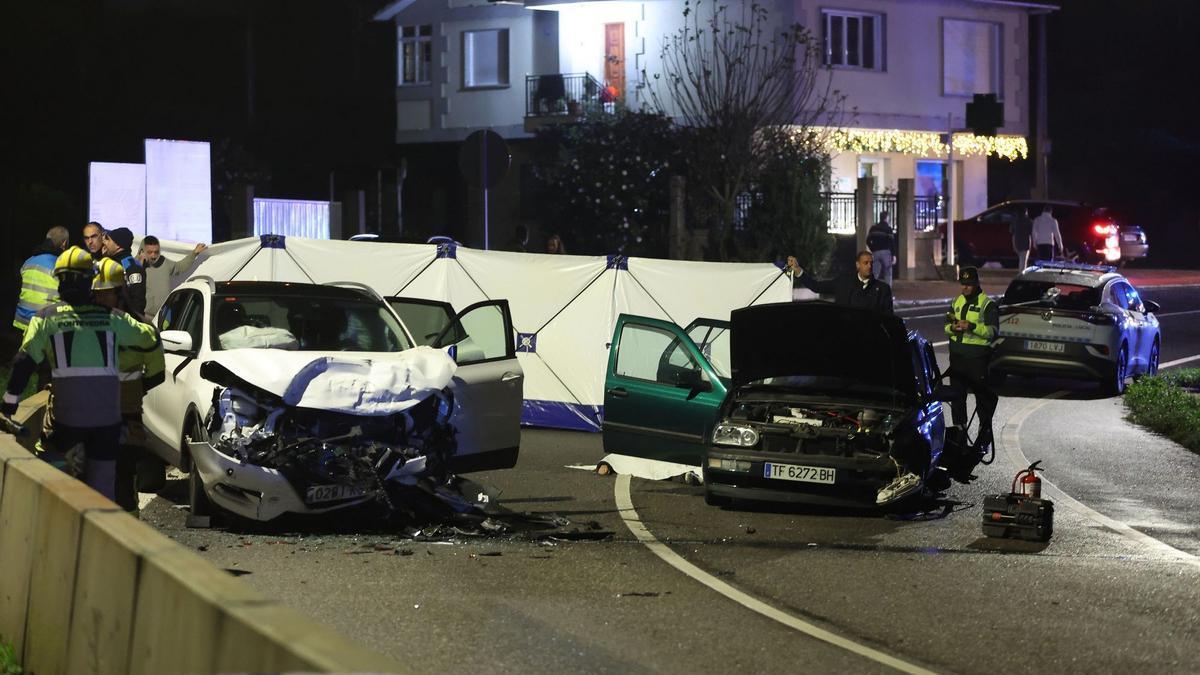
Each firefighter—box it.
[1,246,158,501]
[92,258,165,513]
[945,266,999,451]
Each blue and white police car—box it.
[990,261,1161,394]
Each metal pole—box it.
[1035,12,1050,200]
[946,113,955,267]
[482,133,490,250]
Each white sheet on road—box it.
[158,235,792,430]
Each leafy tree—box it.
[643,0,846,261]
[534,110,678,256]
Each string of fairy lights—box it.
[818,127,1029,160]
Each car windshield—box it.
[1003,280,1101,311]
[211,293,413,352]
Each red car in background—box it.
[945,199,1150,268]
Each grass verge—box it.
[0,639,22,674]
[1123,368,1200,455]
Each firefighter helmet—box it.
[93,257,126,290]
[54,246,95,278]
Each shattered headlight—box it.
[712,423,759,448]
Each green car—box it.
[602,303,948,507]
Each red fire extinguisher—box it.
[1012,460,1044,499]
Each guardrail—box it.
[0,393,403,674]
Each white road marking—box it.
[565,464,598,471]
[1000,393,1200,569]
[137,492,157,511]
[931,340,948,348]
[1160,354,1200,369]
[614,474,935,675]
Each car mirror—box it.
[677,369,712,394]
[1144,300,1160,314]
[161,330,194,354]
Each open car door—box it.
[432,300,523,473]
[602,314,728,466]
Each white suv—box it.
[143,278,523,522]
[990,262,1161,394]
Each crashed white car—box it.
[143,278,523,522]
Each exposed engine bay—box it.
[726,399,904,457]
[205,383,456,509]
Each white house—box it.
[373,0,1055,247]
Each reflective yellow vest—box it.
[945,293,997,348]
[14,251,59,330]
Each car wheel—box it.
[184,413,214,526]
[1147,339,1160,376]
[704,488,732,508]
[1104,344,1129,395]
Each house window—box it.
[463,29,509,88]
[822,9,883,70]
[942,19,1001,97]
[400,25,432,85]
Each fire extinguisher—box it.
[1012,460,1044,499]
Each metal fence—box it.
[525,73,606,117]
[820,192,945,234]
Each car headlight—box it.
[712,423,759,447]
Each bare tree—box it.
[643,0,847,260]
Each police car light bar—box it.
[1032,260,1117,274]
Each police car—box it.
[990,261,1161,394]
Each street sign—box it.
[458,130,510,189]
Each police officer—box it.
[945,266,999,451]
[2,247,158,501]
[92,258,165,513]
[101,227,147,318]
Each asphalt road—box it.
[141,284,1200,674]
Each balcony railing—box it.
[525,72,610,118]
[821,192,946,234]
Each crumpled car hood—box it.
[202,346,457,415]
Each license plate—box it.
[1122,234,1138,242]
[763,462,836,484]
[305,483,368,504]
[1025,340,1065,353]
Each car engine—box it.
[726,400,901,457]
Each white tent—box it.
[169,235,792,431]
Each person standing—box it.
[546,233,567,254]
[1031,205,1063,262]
[140,235,207,317]
[786,250,894,315]
[82,221,106,259]
[1011,207,1033,270]
[101,227,147,318]
[91,258,165,514]
[867,211,897,286]
[13,226,69,335]
[944,266,999,452]
[2,247,158,501]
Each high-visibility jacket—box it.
[13,245,60,330]
[117,326,165,416]
[4,302,158,428]
[945,292,998,356]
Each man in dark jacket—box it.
[101,227,147,319]
[866,211,897,286]
[786,250,893,314]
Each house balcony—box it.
[524,72,615,132]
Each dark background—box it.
[2,0,1198,284]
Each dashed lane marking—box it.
[1001,392,1200,569]
[615,474,937,674]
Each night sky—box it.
[2,0,1198,265]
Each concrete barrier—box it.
[0,402,402,674]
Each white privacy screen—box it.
[145,139,212,243]
[88,162,146,233]
[253,199,331,239]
